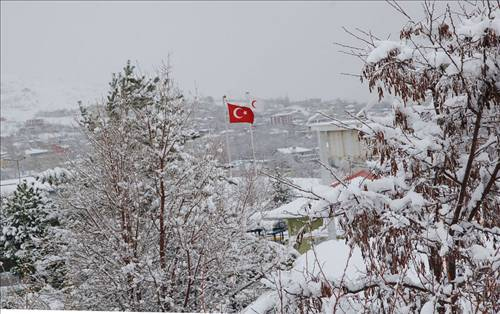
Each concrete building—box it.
[309,120,366,184]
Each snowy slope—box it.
[1,78,105,123]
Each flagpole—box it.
[223,95,233,178]
[249,123,257,177]
[245,92,257,177]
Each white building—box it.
[309,120,366,184]
[25,148,50,157]
[270,112,294,126]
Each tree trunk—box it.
[159,158,166,270]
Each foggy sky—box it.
[2,1,433,103]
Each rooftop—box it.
[25,148,50,156]
[277,146,314,154]
[308,119,361,131]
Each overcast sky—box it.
[2,1,434,103]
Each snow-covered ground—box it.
[243,239,365,314]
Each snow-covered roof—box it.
[261,177,337,220]
[25,148,50,156]
[247,211,279,231]
[270,110,298,117]
[264,172,379,220]
[308,119,360,131]
[277,146,313,154]
[269,129,288,135]
[263,198,313,219]
[331,169,376,187]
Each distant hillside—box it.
[0,78,105,122]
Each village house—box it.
[262,198,330,253]
[261,170,377,253]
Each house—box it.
[262,198,331,253]
[261,170,377,253]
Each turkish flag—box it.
[227,103,254,124]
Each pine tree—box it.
[271,169,292,207]
[0,182,51,276]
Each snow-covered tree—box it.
[347,3,499,312]
[60,62,291,312]
[249,2,499,313]
[0,172,73,310]
[271,169,293,207]
[0,182,55,277]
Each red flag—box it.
[227,103,254,124]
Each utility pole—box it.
[4,156,25,183]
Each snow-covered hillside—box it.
[1,78,105,122]
[0,78,106,137]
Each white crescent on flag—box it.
[233,107,245,119]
